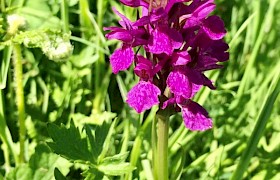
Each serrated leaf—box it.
[47,121,94,163]
[93,123,111,158]
[98,119,118,162]
[97,162,135,176]
[101,152,129,165]
[84,122,111,162]
[85,125,97,161]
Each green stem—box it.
[125,107,158,180]
[152,115,158,180]
[0,90,18,167]
[156,113,169,180]
[93,0,107,113]
[1,0,5,13]
[61,0,69,32]
[13,44,26,163]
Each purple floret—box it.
[110,46,134,74]
[126,81,161,113]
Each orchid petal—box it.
[172,51,191,66]
[126,81,161,113]
[202,15,226,40]
[147,29,173,55]
[182,101,212,131]
[110,46,134,74]
[167,71,192,98]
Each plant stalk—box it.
[13,44,26,163]
[156,113,169,180]
[61,0,70,32]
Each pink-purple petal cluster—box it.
[104,0,229,131]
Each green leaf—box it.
[97,119,118,162]
[5,144,71,180]
[29,144,71,180]
[84,122,111,162]
[6,165,33,180]
[101,152,130,165]
[19,0,61,30]
[0,46,12,89]
[70,46,99,67]
[6,164,32,180]
[47,121,94,163]
[97,162,135,176]
[170,148,186,180]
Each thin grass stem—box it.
[61,0,69,32]
[13,44,26,163]
[231,68,280,180]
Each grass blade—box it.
[231,65,280,180]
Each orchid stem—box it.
[156,113,169,180]
[13,44,26,163]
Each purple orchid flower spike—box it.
[104,0,229,131]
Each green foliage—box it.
[6,144,70,180]
[47,121,134,178]
[47,121,94,163]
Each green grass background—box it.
[0,0,280,179]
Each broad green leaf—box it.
[47,121,94,163]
